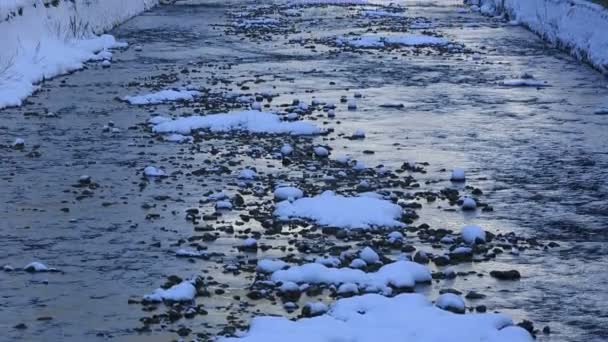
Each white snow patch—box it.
[274,190,404,230]
[123,89,201,105]
[271,260,431,294]
[219,293,533,342]
[143,281,196,302]
[274,186,304,201]
[152,110,320,136]
[461,225,486,244]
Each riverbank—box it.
[0,0,160,109]
[465,0,608,74]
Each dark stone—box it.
[490,270,521,280]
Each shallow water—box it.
[1,1,607,341]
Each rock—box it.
[465,291,486,299]
[413,250,429,264]
[490,269,521,280]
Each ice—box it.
[461,225,486,244]
[219,293,533,342]
[274,186,304,201]
[274,190,405,230]
[271,260,431,294]
[143,281,196,302]
[123,89,201,105]
[152,110,320,136]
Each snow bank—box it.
[219,293,533,342]
[152,110,321,136]
[466,0,608,73]
[0,0,160,109]
[271,260,430,294]
[273,190,404,229]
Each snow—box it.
[280,143,294,155]
[257,259,288,273]
[361,9,405,18]
[123,89,201,105]
[461,225,486,244]
[164,133,192,143]
[436,293,466,314]
[152,110,321,136]
[359,247,380,264]
[304,301,328,315]
[451,168,466,182]
[273,190,405,230]
[24,261,52,272]
[274,186,304,201]
[314,146,330,157]
[0,0,159,109]
[143,166,166,177]
[12,138,25,147]
[143,281,196,302]
[337,34,449,49]
[349,258,367,269]
[238,169,257,180]
[219,293,533,342]
[460,197,477,211]
[315,256,341,267]
[215,200,233,210]
[271,260,431,294]
[387,231,404,242]
[176,248,206,258]
[352,128,366,139]
[466,0,608,74]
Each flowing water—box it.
[1,1,607,341]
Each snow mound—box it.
[273,190,404,229]
[257,259,288,273]
[274,186,304,201]
[271,260,430,294]
[152,110,320,136]
[123,89,201,105]
[143,281,196,302]
[219,293,533,342]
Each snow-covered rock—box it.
[143,281,196,302]
[271,260,431,295]
[274,186,304,201]
[24,261,52,272]
[238,169,257,180]
[143,166,166,177]
[451,168,466,182]
[314,146,330,157]
[257,259,288,273]
[460,197,477,211]
[435,293,466,314]
[359,247,380,264]
[461,225,486,244]
[280,143,294,156]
